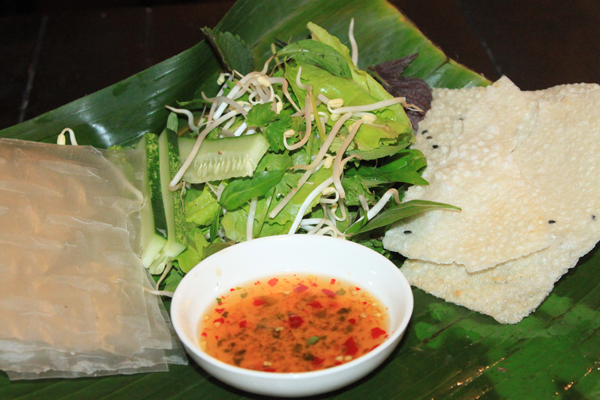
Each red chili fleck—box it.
[355,287,361,291]
[268,278,279,287]
[369,344,380,352]
[215,336,219,340]
[363,302,367,305]
[307,300,322,309]
[253,299,266,306]
[263,368,276,372]
[311,282,318,287]
[313,357,325,366]
[214,317,224,324]
[348,318,356,325]
[371,327,386,339]
[321,289,336,298]
[239,320,247,328]
[201,332,207,337]
[334,361,342,366]
[344,337,359,356]
[288,314,304,328]
[384,335,389,339]
[294,283,309,293]
[230,288,235,292]
[218,150,223,155]
[330,279,336,285]
[215,308,225,314]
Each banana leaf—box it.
[1,1,598,399]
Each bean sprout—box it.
[349,18,358,68]
[333,120,363,198]
[57,128,78,145]
[288,177,334,234]
[330,97,421,114]
[165,106,199,133]
[246,197,258,241]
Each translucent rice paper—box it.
[0,139,186,379]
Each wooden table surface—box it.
[2,0,600,133]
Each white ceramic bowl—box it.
[171,235,413,397]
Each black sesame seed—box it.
[426,136,433,139]
[404,230,412,234]
[548,220,556,224]
[432,145,439,149]
[593,215,597,220]
[421,130,428,135]
[458,117,464,121]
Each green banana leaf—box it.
[1,1,598,399]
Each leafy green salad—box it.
[138,21,458,293]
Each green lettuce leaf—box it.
[277,39,352,78]
[263,110,294,152]
[307,22,409,121]
[184,186,220,226]
[349,118,412,151]
[271,168,332,225]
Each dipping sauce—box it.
[198,275,389,373]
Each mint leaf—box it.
[246,102,278,128]
[202,27,254,75]
[263,109,293,152]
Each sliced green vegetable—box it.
[149,130,186,274]
[137,132,167,235]
[137,133,168,268]
[178,134,270,183]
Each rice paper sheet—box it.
[384,78,552,272]
[0,139,186,379]
[392,80,600,323]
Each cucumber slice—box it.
[137,133,167,269]
[163,129,187,244]
[149,129,186,274]
[137,132,167,237]
[178,134,269,183]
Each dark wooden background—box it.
[2,0,600,133]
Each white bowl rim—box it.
[171,235,414,379]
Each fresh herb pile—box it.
[139,22,458,292]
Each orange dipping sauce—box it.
[198,275,390,373]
